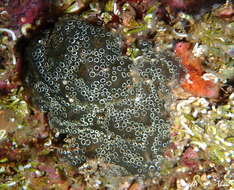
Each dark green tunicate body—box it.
[26,15,182,177]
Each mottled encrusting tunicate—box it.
[25,15,183,177]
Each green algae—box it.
[172,94,234,188]
[0,88,29,120]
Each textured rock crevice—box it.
[25,15,183,177]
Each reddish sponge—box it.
[175,42,204,75]
[181,72,220,98]
[175,42,220,98]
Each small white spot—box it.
[69,98,74,103]
[202,73,219,83]
[17,125,24,129]
[0,130,6,140]
[62,80,68,85]
[55,132,60,138]
[185,73,193,84]
[44,139,52,146]
[135,97,141,102]
[192,43,207,57]
[10,118,15,122]
[24,163,32,169]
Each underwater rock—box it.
[25,15,182,177]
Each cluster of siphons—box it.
[25,15,182,177]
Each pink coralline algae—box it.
[0,81,17,93]
[180,147,199,170]
[163,0,224,13]
[6,0,48,29]
[164,0,197,10]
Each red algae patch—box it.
[175,42,220,98]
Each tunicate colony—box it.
[25,15,183,177]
